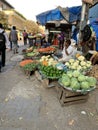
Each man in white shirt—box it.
[59,39,75,62]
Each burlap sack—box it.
[92,53,98,65]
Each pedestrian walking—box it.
[58,32,64,50]
[9,27,13,50]
[28,32,34,47]
[9,26,18,54]
[23,30,28,45]
[0,23,10,72]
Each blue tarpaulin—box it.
[90,19,98,38]
[68,6,82,23]
[36,9,64,25]
[36,6,82,25]
[89,4,98,23]
[36,4,98,25]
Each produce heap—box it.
[38,46,55,54]
[87,64,98,81]
[59,70,96,93]
[26,48,39,57]
[65,56,92,72]
[39,55,63,79]
[20,46,97,93]
[19,59,38,71]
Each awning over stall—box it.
[36,6,82,25]
[36,8,64,25]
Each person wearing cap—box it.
[0,23,10,72]
[58,39,76,62]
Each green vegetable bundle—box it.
[23,63,37,71]
[59,70,97,93]
[39,65,63,79]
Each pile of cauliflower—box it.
[39,55,58,66]
[65,56,92,71]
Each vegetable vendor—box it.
[58,39,77,62]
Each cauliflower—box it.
[83,66,87,69]
[39,59,44,62]
[49,58,54,62]
[69,59,75,63]
[77,66,82,70]
[71,65,77,70]
[68,65,72,69]
[65,62,70,67]
[86,63,91,68]
[78,56,85,61]
[46,55,50,58]
[73,62,79,67]
[48,62,53,66]
[80,61,86,66]
[87,61,92,65]
[75,60,79,64]
[41,56,46,59]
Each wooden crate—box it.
[35,71,58,88]
[56,86,89,106]
[24,69,35,79]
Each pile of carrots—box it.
[19,59,33,67]
[38,47,55,53]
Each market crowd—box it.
[0,22,98,73]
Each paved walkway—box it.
[0,43,98,130]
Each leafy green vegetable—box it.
[39,65,63,79]
[61,78,70,87]
[67,71,73,78]
[23,63,36,71]
[73,70,81,77]
[71,80,80,90]
[78,75,85,82]
[86,77,97,87]
[81,81,90,90]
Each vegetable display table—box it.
[35,71,58,88]
[56,86,89,106]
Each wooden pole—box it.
[78,1,90,51]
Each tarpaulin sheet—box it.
[89,3,98,22]
[36,9,64,25]
[90,19,98,37]
[36,6,82,25]
[68,6,82,23]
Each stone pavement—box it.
[0,43,98,130]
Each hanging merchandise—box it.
[82,25,92,42]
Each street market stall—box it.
[19,45,97,106]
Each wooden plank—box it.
[60,98,88,107]
[42,79,49,88]
[57,86,89,106]
[35,71,42,81]
[35,71,58,88]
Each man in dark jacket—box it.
[0,23,10,72]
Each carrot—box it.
[42,60,48,66]
[38,47,55,52]
[19,59,33,67]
